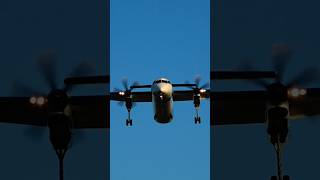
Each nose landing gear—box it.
[193,94,201,124]
[125,97,133,126]
[267,107,290,180]
[126,111,133,126]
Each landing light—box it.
[29,96,37,104]
[29,96,47,106]
[36,96,46,106]
[288,88,307,98]
[200,89,206,93]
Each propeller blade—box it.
[113,87,123,92]
[37,51,58,90]
[200,82,209,89]
[63,62,96,93]
[287,67,320,87]
[195,75,201,87]
[272,43,291,81]
[12,81,44,96]
[69,62,95,77]
[122,78,129,91]
[131,81,140,89]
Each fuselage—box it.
[151,78,173,123]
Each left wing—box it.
[110,92,152,102]
[0,95,109,129]
[211,88,320,126]
[110,90,210,102]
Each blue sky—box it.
[110,0,210,179]
[0,0,108,179]
[211,0,320,179]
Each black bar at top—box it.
[64,75,109,84]
[211,71,277,80]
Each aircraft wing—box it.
[173,90,210,101]
[288,88,320,118]
[0,95,109,129]
[69,95,109,129]
[110,92,152,102]
[211,88,320,126]
[211,91,268,125]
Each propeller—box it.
[113,78,139,108]
[12,51,95,142]
[185,75,209,94]
[239,43,320,125]
[239,43,320,90]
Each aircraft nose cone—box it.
[160,86,166,93]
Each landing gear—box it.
[126,119,132,126]
[193,94,201,124]
[126,111,133,126]
[48,113,72,180]
[194,117,201,124]
[269,134,290,180]
[125,97,133,126]
[267,107,290,180]
[194,110,201,124]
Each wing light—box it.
[288,87,307,98]
[199,89,206,93]
[29,96,47,107]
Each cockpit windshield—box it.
[153,79,171,84]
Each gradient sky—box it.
[211,0,320,179]
[0,0,109,179]
[110,0,210,179]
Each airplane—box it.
[110,76,211,126]
[210,44,320,180]
[0,54,109,180]
[109,71,276,126]
[107,68,280,127]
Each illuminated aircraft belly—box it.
[151,83,173,123]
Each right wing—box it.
[211,88,320,126]
[110,92,152,102]
[211,91,268,126]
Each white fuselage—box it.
[151,78,173,123]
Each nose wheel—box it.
[269,137,290,180]
[126,111,133,126]
[194,108,201,124]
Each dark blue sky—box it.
[0,0,109,179]
[211,0,320,179]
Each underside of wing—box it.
[0,97,49,127]
[289,88,320,118]
[69,95,108,129]
[0,96,109,129]
[211,91,268,126]
[173,90,210,101]
[110,92,152,102]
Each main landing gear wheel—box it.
[194,117,201,124]
[126,119,132,126]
